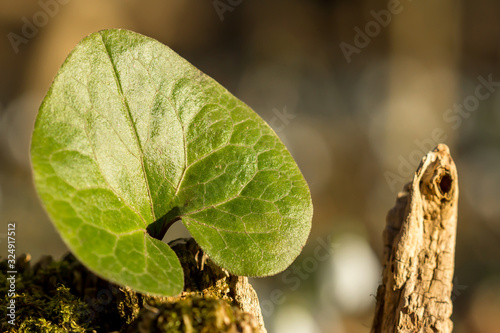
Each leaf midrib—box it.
[98,32,266,232]
[100,33,156,224]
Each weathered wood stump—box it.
[372,144,459,333]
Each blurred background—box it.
[1,0,499,332]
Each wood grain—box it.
[372,144,459,333]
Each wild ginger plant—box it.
[31,29,313,296]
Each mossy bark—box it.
[1,238,266,333]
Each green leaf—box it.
[31,29,313,296]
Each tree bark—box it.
[127,237,267,333]
[372,144,458,333]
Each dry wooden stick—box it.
[372,144,459,333]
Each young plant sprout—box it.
[31,29,313,296]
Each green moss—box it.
[1,283,91,333]
[126,296,258,333]
[0,255,93,332]
[16,286,89,333]
[0,238,261,333]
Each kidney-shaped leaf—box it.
[31,29,312,296]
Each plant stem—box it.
[146,207,181,240]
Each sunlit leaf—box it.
[31,29,312,296]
